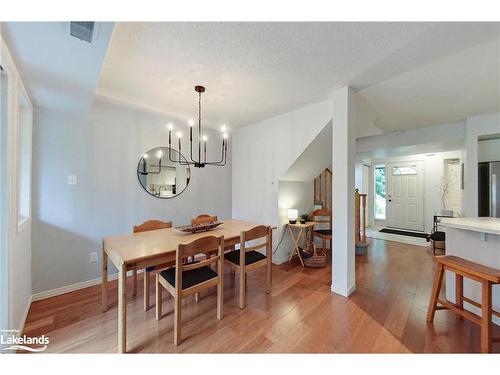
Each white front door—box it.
[386,161,424,231]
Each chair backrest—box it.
[176,235,224,291]
[240,225,271,267]
[310,208,332,229]
[191,214,218,225]
[133,219,172,233]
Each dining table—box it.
[101,218,274,353]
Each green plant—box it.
[300,213,310,222]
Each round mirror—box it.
[137,146,191,199]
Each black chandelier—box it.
[167,85,228,168]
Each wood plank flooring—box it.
[23,239,500,353]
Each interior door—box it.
[386,161,424,231]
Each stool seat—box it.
[435,255,500,283]
[427,254,500,353]
[427,231,445,242]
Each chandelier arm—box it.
[205,144,227,166]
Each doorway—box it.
[386,161,424,231]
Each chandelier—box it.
[167,85,228,168]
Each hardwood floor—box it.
[23,239,499,353]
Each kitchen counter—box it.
[441,217,500,236]
[441,217,500,325]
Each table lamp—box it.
[288,209,298,224]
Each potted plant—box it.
[300,213,310,224]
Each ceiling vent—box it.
[70,22,95,43]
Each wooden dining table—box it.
[101,219,273,353]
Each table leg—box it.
[118,264,127,353]
[288,226,305,267]
[101,246,108,312]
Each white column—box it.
[331,87,356,297]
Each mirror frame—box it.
[136,146,191,199]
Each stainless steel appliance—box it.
[478,161,500,218]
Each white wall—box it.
[232,99,332,263]
[31,99,232,295]
[478,138,500,162]
[463,112,500,216]
[356,120,465,160]
[370,150,462,233]
[0,34,33,336]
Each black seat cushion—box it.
[225,250,266,266]
[427,231,445,242]
[314,229,332,236]
[160,266,218,290]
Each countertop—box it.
[440,217,500,236]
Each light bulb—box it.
[167,123,174,131]
[176,131,183,138]
[221,124,227,132]
[223,133,228,139]
[188,118,195,127]
[202,135,208,142]
[156,150,163,158]
[143,154,149,159]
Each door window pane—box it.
[392,166,417,175]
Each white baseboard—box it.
[31,269,142,302]
[331,283,356,297]
[272,254,290,265]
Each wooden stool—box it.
[427,255,500,353]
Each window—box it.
[17,88,32,230]
[374,166,386,220]
[392,165,417,175]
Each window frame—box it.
[16,77,33,233]
[374,164,387,221]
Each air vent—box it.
[70,22,95,43]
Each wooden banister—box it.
[355,189,368,246]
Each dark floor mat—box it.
[379,228,429,239]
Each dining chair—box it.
[224,225,272,309]
[191,214,219,261]
[310,208,332,254]
[133,219,173,311]
[191,214,218,225]
[156,235,224,345]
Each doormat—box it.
[379,228,429,239]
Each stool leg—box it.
[427,263,444,322]
[455,274,463,319]
[481,280,492,353]
[144,270,150,311]
[132,269,137,296]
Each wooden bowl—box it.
[175,221,223,233]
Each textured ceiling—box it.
[97,22,500,132]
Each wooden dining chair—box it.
[156,235,224,345]
[191,214,218,225]
[191,214,219,260]
[310,209,332,254]
[224,225,272,309]
[133,220,172,310]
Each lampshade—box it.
[287,209,298,221]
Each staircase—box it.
[313,168,332,209]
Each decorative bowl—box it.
[175,221,223,233]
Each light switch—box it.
[68,175,77,185]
